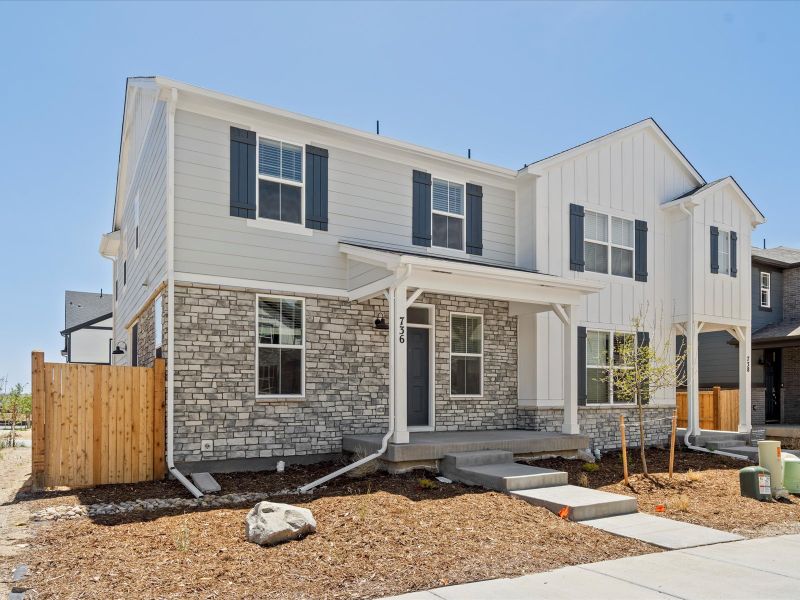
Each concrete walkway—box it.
[386,534,800,600]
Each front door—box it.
[407,327,430,427]
[764,348,782,423]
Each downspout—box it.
[299,265,412,493]
[165,87,203,498]
[678,200,748,461]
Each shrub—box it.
[577,472,589,487]
[581,462,600,473]
[417,478,438,490]
[669,495,690,512]
[687,469,703,482]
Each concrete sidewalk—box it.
[386,534,800,600]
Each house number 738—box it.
[398,316,406,344]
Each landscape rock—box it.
[245,501,316,546]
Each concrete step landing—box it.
[441,451,568,492]
[511,485,638,521]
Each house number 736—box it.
[398,316,406,344]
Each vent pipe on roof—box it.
[376,120,380,135]
[468,148,471,159]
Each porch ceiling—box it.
[340,242,604,306]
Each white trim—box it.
[246,218,312,236]
[718,229,731,275]
[255,135,306,229]
[174,271,348,298]
[255,294,306,399]
[660,177,765,225]
[430,177,466,253]
[760,271,771,308]
[407,302,436,432]
[449,312,484,398]
[585,328,636,406]
[583,209,635,279]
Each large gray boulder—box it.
[245,501,316,546]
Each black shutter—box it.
[466,183,483,255]
[305,145,329,231]
[412,170,432,247]
[637,331,650,404]
[710,225,719,274]
[730,231,738,277]
[131,322,139,367]
[635,219,648,282]
[229,127,257,219]
[569,204,585,272]
[577,326,587,406]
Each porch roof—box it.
[340,242,604,306]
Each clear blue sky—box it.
[0,1,797,387]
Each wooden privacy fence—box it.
[676,386,739,431]
[31,352,166,489]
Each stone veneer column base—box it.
[517,405,676,452]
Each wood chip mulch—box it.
[9,469,657,600]
[536,448,800,537]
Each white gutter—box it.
[299,266,412,493]
[677,201,748,461]
[165,87,203,498]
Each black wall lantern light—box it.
[374,312,389,330]
[112,341,128,356]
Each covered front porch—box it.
[340,243,604,447]
[343,429,591,472]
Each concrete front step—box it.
[441,450,514,469]
[511,485,638,521]
[445,462,568,492]
[704,440,742,451]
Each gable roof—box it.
[521,118,705,185]
[63,291,113,334]
[662,176,765,224]
[752,246,800,268]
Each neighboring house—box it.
[700,246,800,426]
[60,290,114,364]
[99,77,764,474]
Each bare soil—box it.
[5,464,657,599]
[535,448,800,537]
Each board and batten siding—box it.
[524,127,698,407]
[112,99,168,364]
[172,108,517,292]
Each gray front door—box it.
[407,327,430,427]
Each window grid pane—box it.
[432,179,449,212]
[259,138,303,183]
[611,247,633,278]
[611,217,634,247]
[585,211,608,242]
[585,241,609,274]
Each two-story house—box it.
[100,77,764,483]
[700,246,800,430]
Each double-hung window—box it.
[719,230,730,275]
[584,210,634,278]
[257,296,304,397]
[450,314,482,396]
[432,179,465,250]
[586,330,635,404]
[760,272,771,308]
[258,138,303,225]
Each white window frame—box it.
[407,303,436,432]
[255,294,306,399]
[586,329,636,405]
[760,271,771,308]
[449,312,483,397]
[431,178,466,252]
[719,230,731,275]
[253,135,307,235]
[584,210,635,279]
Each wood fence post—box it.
[31,351,46,489]
[712,386,721,430]
[153,358,167,479]
[619,414,629,485]
[669,411,677,479]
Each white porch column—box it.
[392,281,409,444]
[738,326,752,433]
[562,304,580,435]
[686,321,700,437]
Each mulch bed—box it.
[10,468,657,600]
[536,448,800,537]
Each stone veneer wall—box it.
[751,387,766,427]
[132,289,167,369]
[517,406,675,452]
[420,293,518,431]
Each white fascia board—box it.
[153,76,518,182]
[99,230,121,259]
[661,177,765,226]
[522,118,705,186]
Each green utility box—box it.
[782,455,800,494]
[739,466,772,501]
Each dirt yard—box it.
[536,448,800,537]
[4,447,800,599]
[2,461,657,599]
